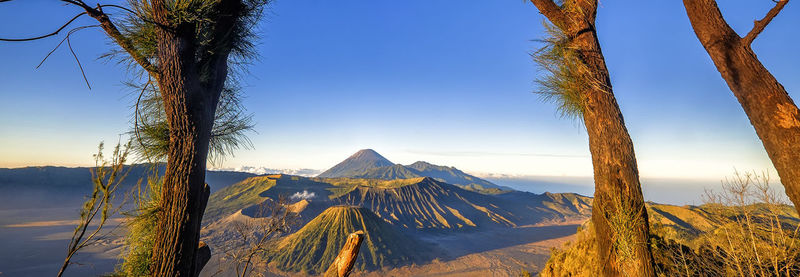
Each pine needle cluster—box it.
[98,0,272,164]
[532,21,589,120]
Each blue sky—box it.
[0,0,797,182]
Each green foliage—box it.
[129,80,254,164]
[117,170,163,277]
[532,21,589,120]
[99,0,272,164]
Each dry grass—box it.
[542,170,800,277]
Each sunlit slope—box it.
[204,174,335,222]
[337,177,591,230]
[269,206,432,274]
[647,202,799,243]
[542,203,800,276]
[340,177,508,229]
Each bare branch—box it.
[36,25,98,69]
[98,4,137,15]
[0,12,87,42]
[742,0,789,45]
[67,32,92,89]
[2,2,159,77]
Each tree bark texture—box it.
[683,0,800,215]
[324,231,365,277]
[147,2,225,276]
[530,1,655,276]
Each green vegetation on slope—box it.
[351,164,422,180]
[205,175,278,221]
[268,206,431,274]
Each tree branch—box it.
[742,0,789,46]
[82,4,160,76]
[2,1,160,77]
[530,0,570,30]
[66,31,92,89]
[0,12,87,41]
[683,0,741,49]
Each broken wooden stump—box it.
[324,230,365,277]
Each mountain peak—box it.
[317,149,394,178]
[350,149,386,161]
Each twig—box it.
[66,28,92,89]
[36,25,98,69]
[742,0,789,45]
[0,12,87,41]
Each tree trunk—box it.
[683,0,800,215]
[577,31,655,276]
[529,1,655,276]
[148,3,222,276]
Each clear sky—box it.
[0,1,797,182]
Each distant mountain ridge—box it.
[0,164,255,193]
[317,149,510,190]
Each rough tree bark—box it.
[683,0,800,215]
[147,0,239,275]
[529,1,655,276]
